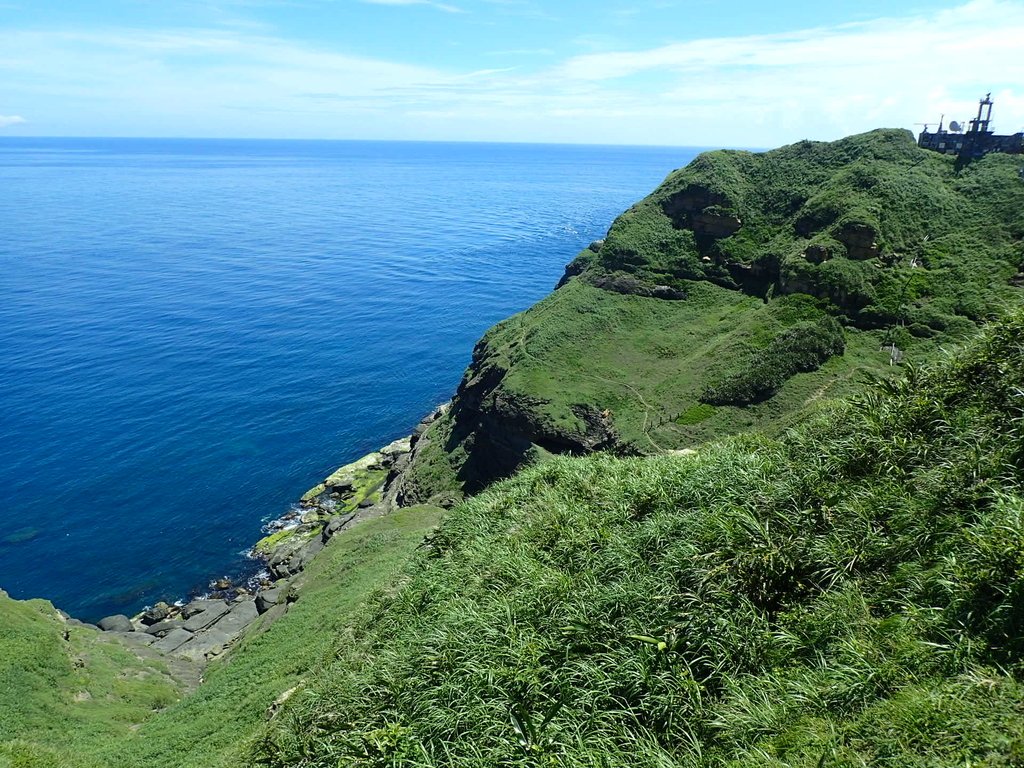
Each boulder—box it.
[388,451,412,478]
[182,599,222,619]
[140,602,171,625]
[112,631,156,647]
[255,588,281,614]
[588,273,686,301]
[836,222,881,260]
[66,618,99,631]
[804,244,832,264]
[299,483,326,503]
[323,513,357,541]
[269,536,325,579]
[411,404,448,442]
[207,599,259,640]
[293,537,325,572]
[323,452,381,492]
[97,614,133,633]
[691,210,742,238]
[651,284,688,300]
[266,536,312,579]
[379,437,412,465]
[151,627,194,654]
[260,601,289,629]
[144,619,183,637]
[182,600,231,632]
[661,183,730,227]
[174,629,232,662]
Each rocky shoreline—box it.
[80,404,450,668]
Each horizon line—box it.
[0,133,787,152]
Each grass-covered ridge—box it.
[597,128,1023,330]
[257,311,1024,767]
[399,129,1024,503]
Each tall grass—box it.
[255,311,1024,767]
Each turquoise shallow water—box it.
[0,138,699,621]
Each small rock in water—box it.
[212,577,233,591]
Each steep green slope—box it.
[5,128,1023,766]
[0,593,183,768]
[256,311,1024,767]
[96,505,444,768]
[0,506,442,768]
[397,129,1024,503]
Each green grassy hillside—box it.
[0,593,183,768]
[4,129,1022,767]
[0,506,443,768]
[398,129,1024,503]
[256,310,1024,767]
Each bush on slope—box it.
[255,311,1024,767]
[701,316,846,405]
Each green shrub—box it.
[701,317,846,405]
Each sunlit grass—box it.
[256,312,1024,767]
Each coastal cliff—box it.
[398,128,1024,503]
[3,128,1024,767]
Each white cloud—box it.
[557,2,1024,82]
[357,0,464,13]
[536,0,1024,143]
[0,0,1022,144]
[0,114,26,128]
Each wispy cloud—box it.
[557,2,1024,83]
[357,0,464,13]
[486,48,554,57]
[0,0,1021,144]
[534,0,1024,143]
[0,114,26,128]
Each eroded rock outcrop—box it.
[836,222,881,260]
[394,337,621,505]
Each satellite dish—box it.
[949,120,962,133]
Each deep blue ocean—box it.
[0,138,699,621]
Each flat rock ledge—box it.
[93,405,446,667]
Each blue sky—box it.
[1,0,1023,145]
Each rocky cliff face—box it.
[394,335,620,505]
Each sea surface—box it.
[0,138,700,621]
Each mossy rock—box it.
[253,526,320,558]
